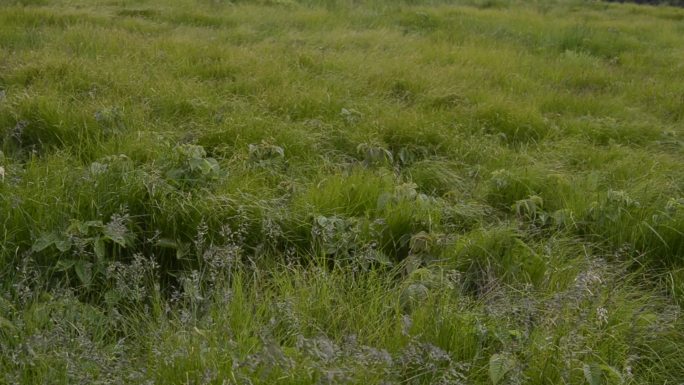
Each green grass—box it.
[1,0,683,383]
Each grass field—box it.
[1,0,684,383]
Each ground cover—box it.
[1,0,683,383]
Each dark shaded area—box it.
[605,0,684,6]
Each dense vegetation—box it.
[606,0,684,7]
[1,0,683,383]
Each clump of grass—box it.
[1,0,683,383]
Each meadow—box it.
[1,0,683,383]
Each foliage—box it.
[1,0,683,383]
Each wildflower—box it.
[596,307,608,326]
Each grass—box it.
[1,0,683,383]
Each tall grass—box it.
[1,0,683,383]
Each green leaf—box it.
[206,157,220,173]
[68,220,103,236]
[84,220,104,228]
[403,255,422,275]
[54,238,72,252]
[103,225,128,247]
[489,353,515,385]
[188,157,208,172]
[398,147,412,165]
[176,242,190,259]
[155,238,179,249]
[154,238,189,258]
[165,168,184,181]
[67,220,85,235]
[55,259,77,271]
[93,237,106,259]
[583,362,602,385]
[32,233,58,252]
[89,161,108,175]
[33,233,71,253]
[316,216,330,227]
[74,261,92,286]
[188,157,220,175]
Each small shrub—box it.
[163,144,223,188]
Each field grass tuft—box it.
[1,0,683,383]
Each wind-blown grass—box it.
[1,0,683,383]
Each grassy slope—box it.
[1,0,683,383]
